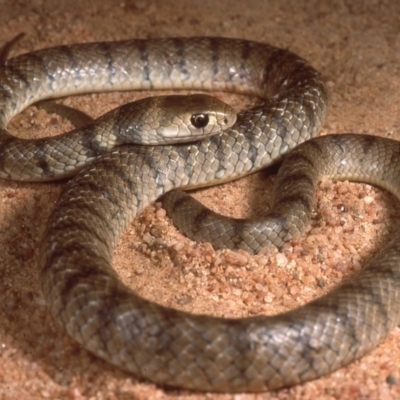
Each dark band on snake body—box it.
[2,37,399,393]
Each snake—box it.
[1,36,400,393]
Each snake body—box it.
[1,37,400,392]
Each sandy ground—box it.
[0,0,399,399]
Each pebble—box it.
[224,251,248,266]
[275,253,288,268]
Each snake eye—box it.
[191,113,209,128]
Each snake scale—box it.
[1,37,400,392]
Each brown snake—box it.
[1,37,400,392]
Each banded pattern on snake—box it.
[1,37,400,392]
